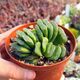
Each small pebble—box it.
[37,61,44,66]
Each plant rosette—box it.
[0,19,76,80]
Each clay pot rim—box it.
[5,22,76,68]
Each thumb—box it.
[0,58,36,80]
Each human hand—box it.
[0,33,36,80]
[0,58,36,80]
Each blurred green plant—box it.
[69,5,78,18]
[60,15,71,25]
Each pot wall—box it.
[0,23,76,80]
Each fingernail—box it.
[24,70,36,80]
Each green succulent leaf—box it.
[23,28,37,43]
[42,37,48,53]
[37,19,48,37]
[34,42,42,57]
[16,31,34,48]
[42,19,53,40]
[11,42,31,53]
[53,27,68,45]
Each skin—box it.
[0,58,36,80]
[0,31,36,80]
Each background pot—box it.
[1,23,76,80]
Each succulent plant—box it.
[10,19,68,65]
[69,5,78,18]
[71,15,80,30]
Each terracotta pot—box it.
[0,23,76,80]
[74,54,80,63]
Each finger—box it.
[0,58,36,80]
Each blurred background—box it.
[0,0,79,32]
